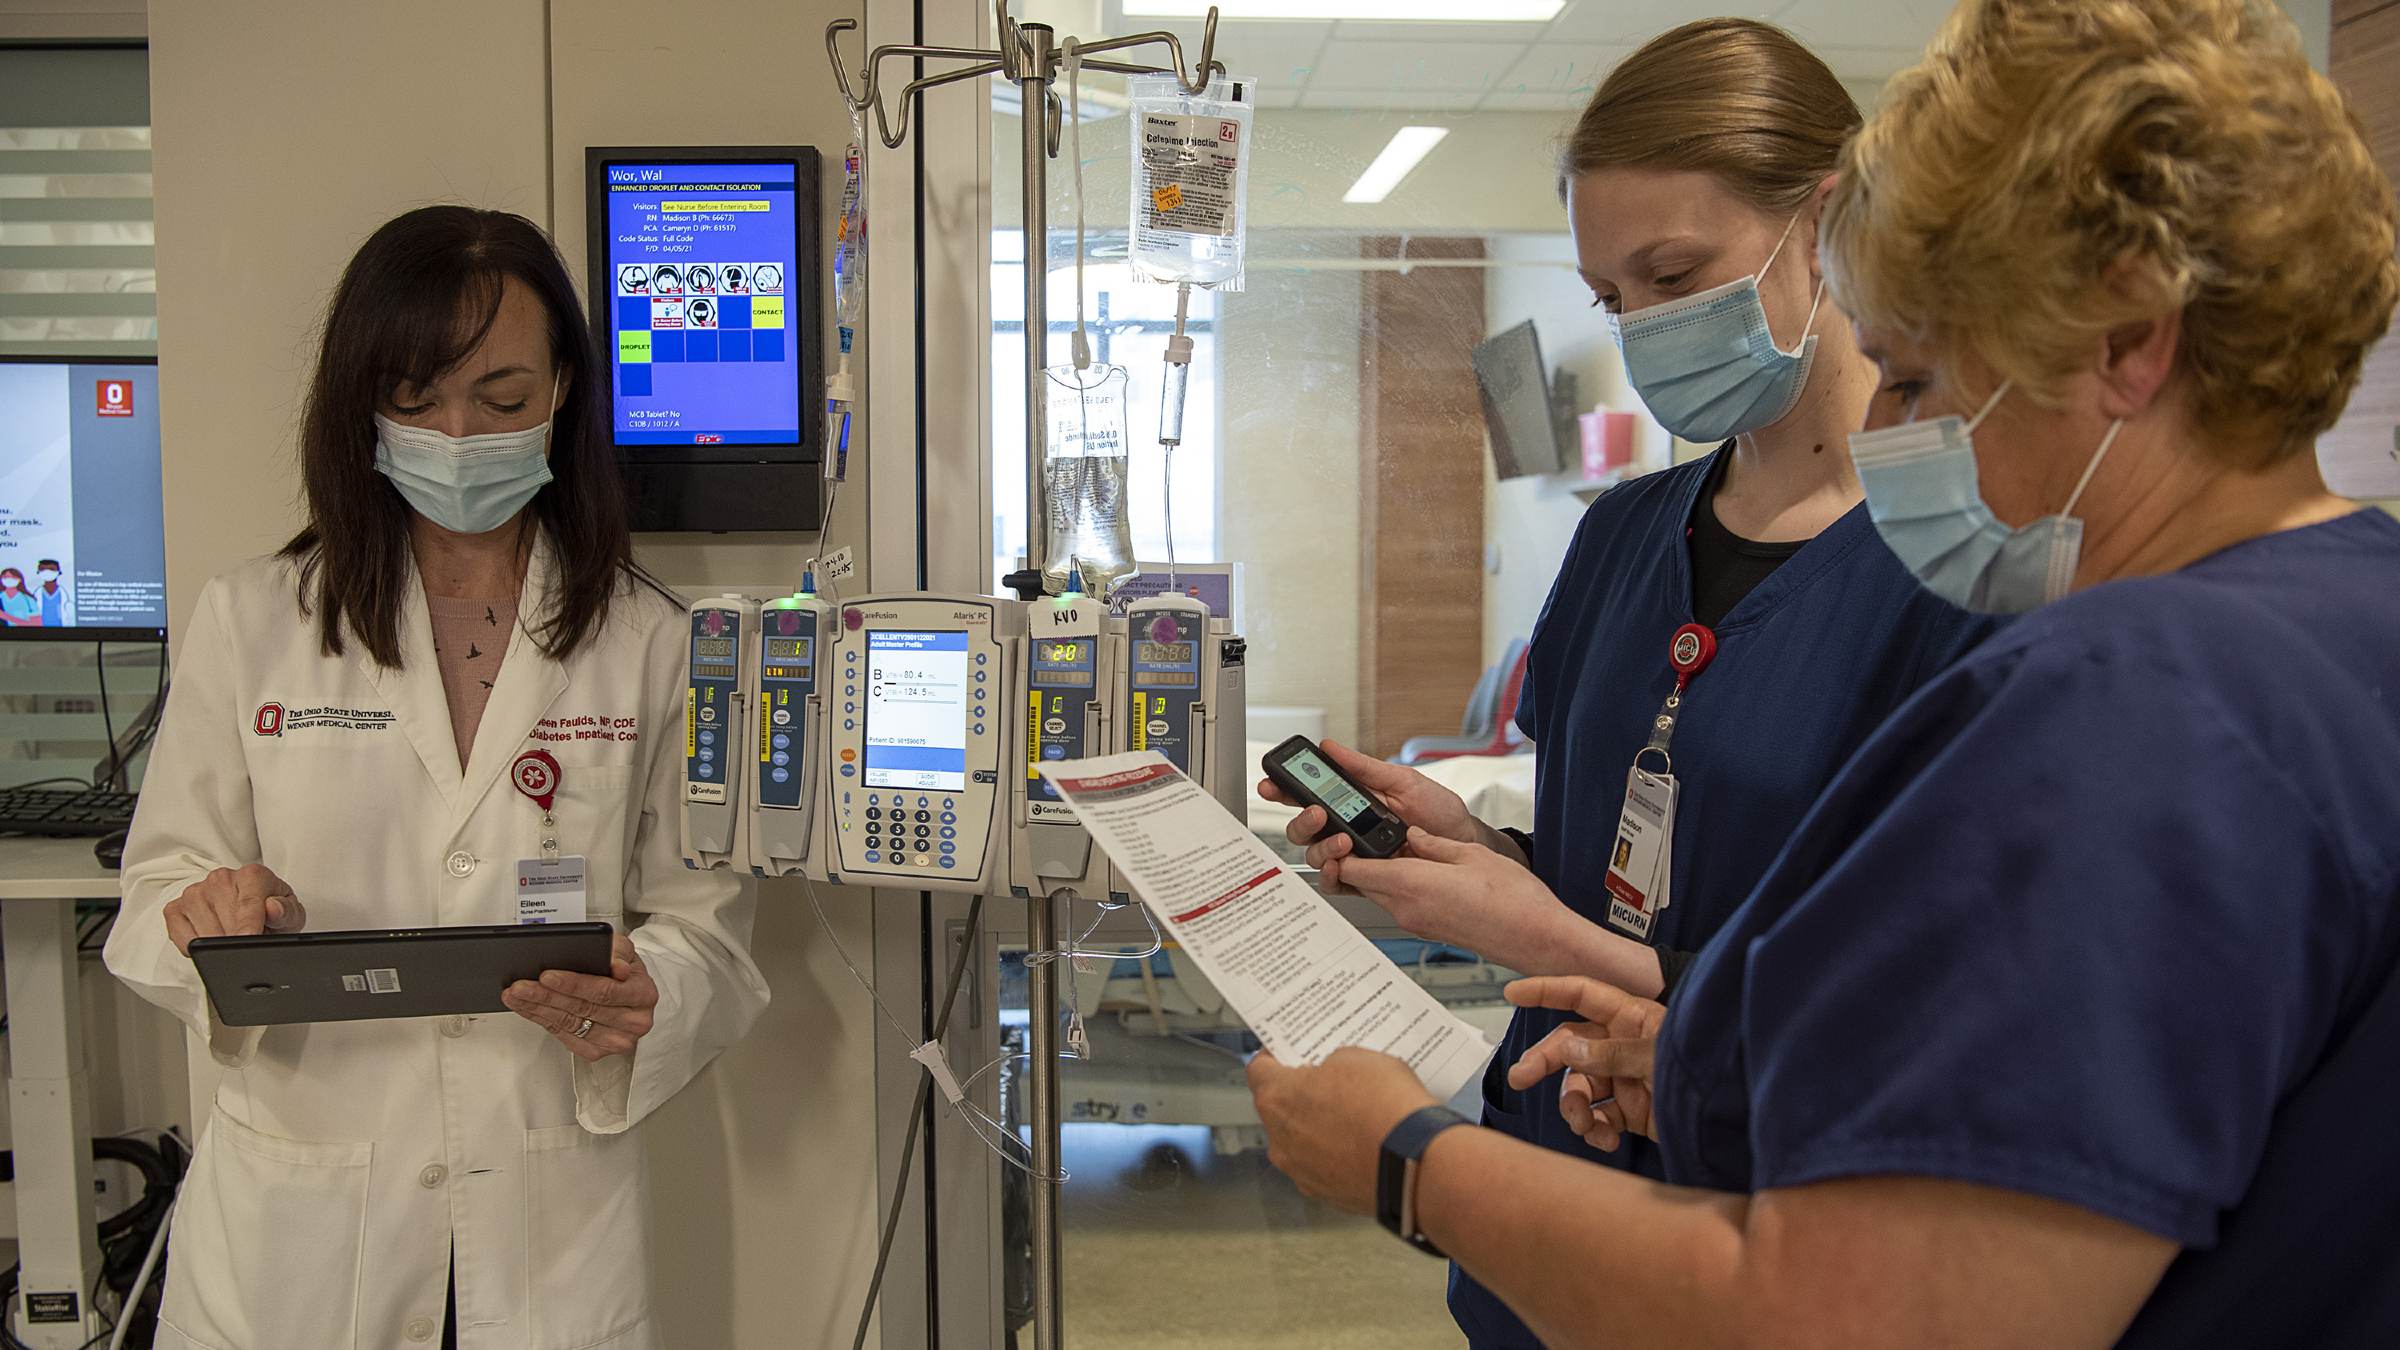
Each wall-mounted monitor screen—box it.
[586,146,822,532]
[0,356,168,641]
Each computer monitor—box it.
[1473,320,1569,479]
[0,356,168,641]
[586,146,823,533]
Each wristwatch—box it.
[1377,1104,1472,1256]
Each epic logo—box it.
[253,702,285,737]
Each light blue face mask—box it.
[1849,382,2123,614]
[373,375,558,535]
[1610,208,1826,444]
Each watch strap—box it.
[1377,1104,1471,1256]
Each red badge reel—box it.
[1639,624,1717,775]
[512,749,563,860]
[1669,623,1716,690]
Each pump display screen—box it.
[863,630,970,791]
[1138,641,1194,665]
[693,637,735,659]
[1287,746,1381,829]
[765,636,813,662]
[1033,638,1095,687]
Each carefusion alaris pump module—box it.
[683,594,759,871]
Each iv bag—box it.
[1041,363,1137,597]
[833,136,867,359]
[1128,73,1255,291]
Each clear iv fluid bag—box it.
[1041,363,1137,596]
[1129,74,1255,290]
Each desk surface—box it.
[0,835,123,900]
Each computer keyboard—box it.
[0,785,138,837]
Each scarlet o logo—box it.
[254,702,285,737]
[1673,633,1701,666]
[513,757,557,798]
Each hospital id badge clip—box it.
[512,749,589,923]
[1604,624,1716,941]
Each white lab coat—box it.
[107,540,767,1350]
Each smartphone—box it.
[1261,735,1410,860]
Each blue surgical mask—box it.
[1610,208,1826,444]
[373,376,557,535]
[1849,382,2123,614]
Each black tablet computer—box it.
[189,923,615,1027]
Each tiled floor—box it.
[1059,1125,1467,1350]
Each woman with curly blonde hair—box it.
[1245,2,2400,1344]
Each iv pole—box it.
[826,8,1222,1348]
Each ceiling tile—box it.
[1536,0,1754,43]
[1093,10,1336,89]
[1477,89,1592,112]
[1296,87,1488,111]
[1766,0,1955,47]
[1307,38,1530,93]
[1329,19,1569,45]
[1538,0,1948,51]
[1494,42,1631,97]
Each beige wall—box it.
[1479,233,1657,671]
[143,1,887,1345]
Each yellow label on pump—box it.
[1133,692,1150,751]
[686,688,696,757]
[1029,690,1042,780]
[761,694,773,763]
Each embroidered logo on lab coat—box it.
[252,701,395,735]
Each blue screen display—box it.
[602,161,802,447]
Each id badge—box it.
[516,856,589,924]
[1603,768,1676,940]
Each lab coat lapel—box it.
[365,565,466,808]
[455,537,571,830]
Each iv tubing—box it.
[1159,280,1194,587]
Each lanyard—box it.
[1635,623,1717,776]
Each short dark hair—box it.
[36,559,58,569]
[281,205,661,668]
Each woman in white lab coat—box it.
[106,206,769,1350]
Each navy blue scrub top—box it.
[1657,508,2400,1347]
[1452,450,1992,1348]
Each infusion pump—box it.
[682,586,1247,905]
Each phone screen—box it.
[1287,746,1381,829]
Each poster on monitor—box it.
[0,358,169,638]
